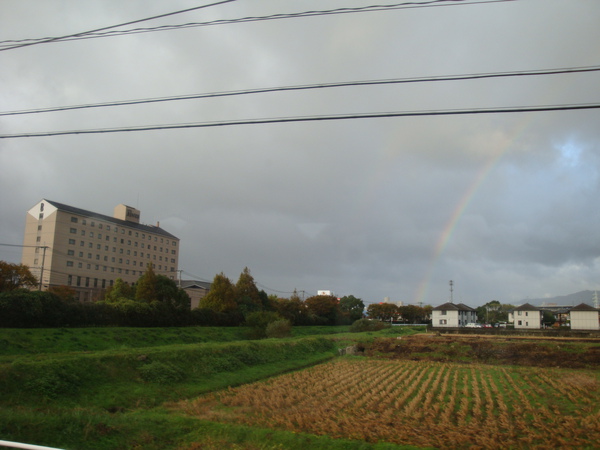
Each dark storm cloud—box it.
[1,0,600,305]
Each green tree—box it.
[367,303,399,321]
[0,261,38,292]
[136,263,158,302]
[199,272,237,313]
[155,275,191,310]
[235,267,263,315]
[273,291,310,325]
[104,278,135,302]
[476,300,513,324]
[304,295,340,325]
[339,295,365,322]
[398,305,427,323]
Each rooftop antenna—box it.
[449,280,454,303]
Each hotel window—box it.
[81,230,86,236]
[91,221,95,227]
[77,276,81,287]
[67,250,74,256]
[107,225,111,231]
[88,243,93,248]
[99,224,103,230]
[85,277,90,287]
[97,244,101,250]
[87,264,91,270]
[89,232,94,238]
[82,219,86,225]
[87,253,92,259]
[135,232,138,237]
[68,275,73,286]
[80,241,85,246]
[70,228,77,234]
[128,240,131,245]
[71,217,78,223]
[78,263,83,268]
[79,252,83,257]
[98,234,102,239]
[66,261,74,267]
[69,239,76,245]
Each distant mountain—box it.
[522,290,600,307]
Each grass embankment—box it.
[0,326,423,449]
[0,325,351,359]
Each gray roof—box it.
[514,303,540,311]
[180,280,211,290]
[570,303,599,312]
[432,302,476,311]
[43,199,178,240]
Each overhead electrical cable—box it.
[2,65,597,117]
[0,0,239,51]
[1,103,599,139]
[0,0,515,49]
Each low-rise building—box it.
[180,280,211,309]
[432,302,477,327]
[512,303,542,329]
[569,303,600,330]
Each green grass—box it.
[0,325,353,359]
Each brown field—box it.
[176,357,600,449]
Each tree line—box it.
[0,261,367,329]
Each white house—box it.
[513,303,542,329]
[432,302,477,327]
[569,303,600,330]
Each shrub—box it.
[266,319,292,338]
[349,318,389,333]
[245,311,282,339]
[138,361,185,384]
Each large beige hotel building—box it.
[21,199,180,301]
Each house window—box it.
[518,311,522,316]
[439,319,447,325]
[518,320,522,326]
[441,310,447,315]
[525,312,529,317]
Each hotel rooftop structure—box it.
[21,199,179,301]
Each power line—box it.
[0,0,515,49]
[3,64,597,117]
[2,102,599,139]
[0,0,239,52]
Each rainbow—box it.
[412,117,535,306]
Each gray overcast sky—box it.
[1,0,599,306]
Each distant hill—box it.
[522,290,600,307]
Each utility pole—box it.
[449,280,454,303]
[38,246,48,291]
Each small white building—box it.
[513,303,542,329]
[432,302,477,327]
[569,303,600,330]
